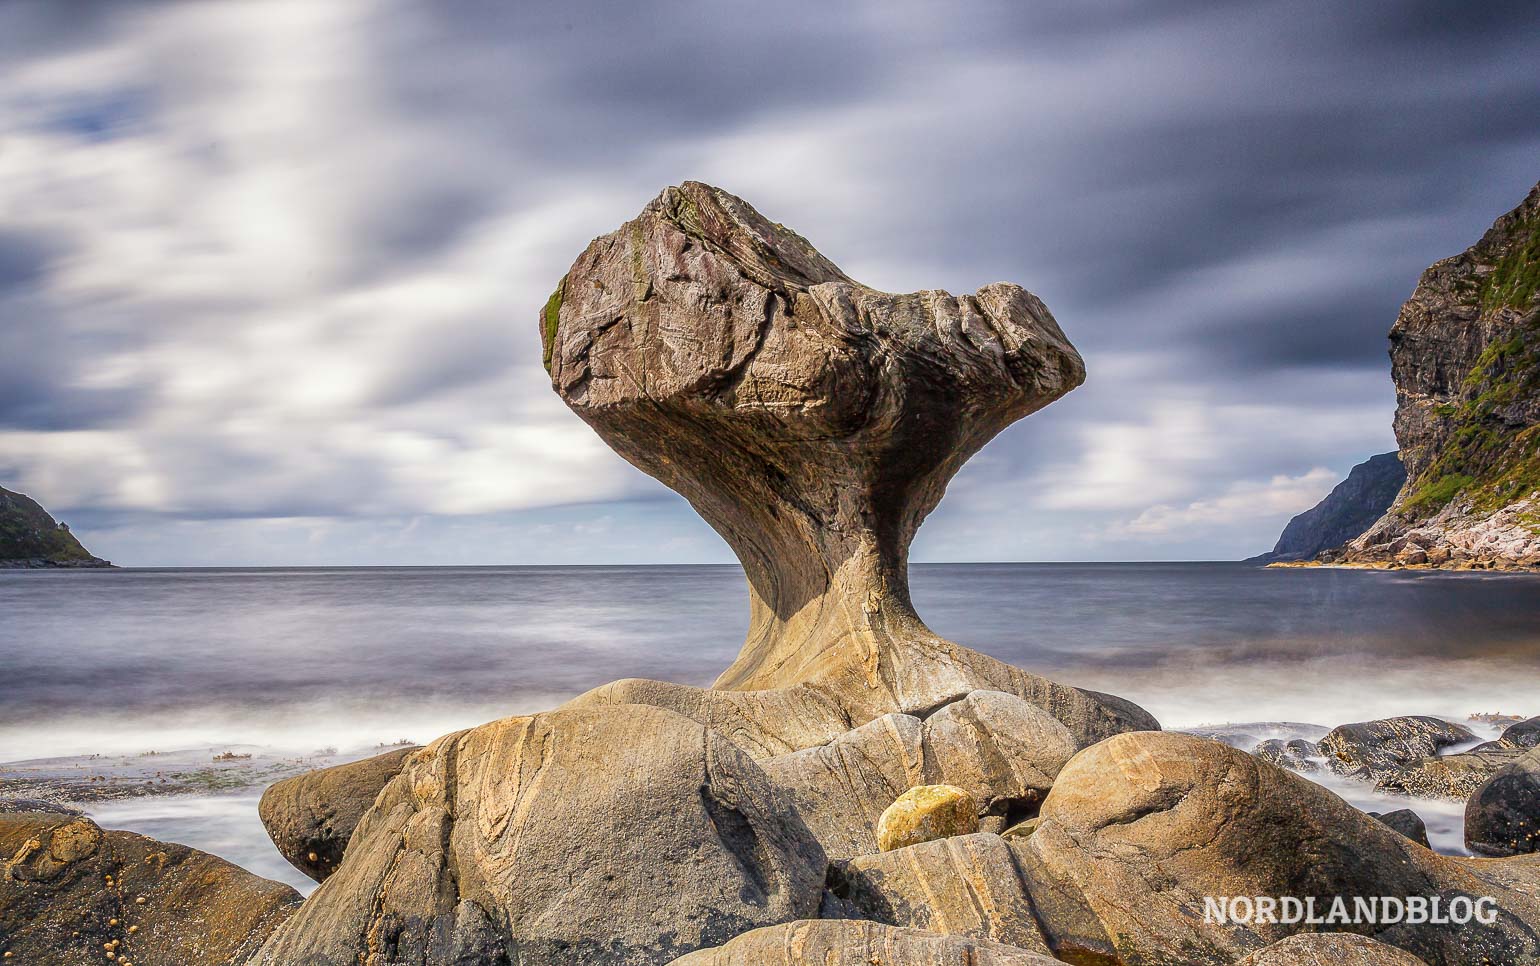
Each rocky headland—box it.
[1249,453,1404,563]
[1307,181,1540,571]
[6,183,1540,965]
[0,486,111,568]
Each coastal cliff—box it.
[1327,181,1540,570]
[1249,452,1404,563]
[0,486,111,568]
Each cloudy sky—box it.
[2,1,1537,566]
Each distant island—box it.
[0,486,112,568]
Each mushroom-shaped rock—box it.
[876,784,978,852]
[548,182,1157,752]
[1465,747,1540,857]
[0,810,299,965]
[258,745,417,882]
[664,919,1061,965]
[1015,731,1540,965]
[824,832,1052,954]
[251,705,826,966]
[1236,933,1431,965]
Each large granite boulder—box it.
[258,745,417,882]
[664,919,1060,965]
[758,690,1075,859]
[1015,731,1540,965]
[1466,747,1540,857]
[1497,716,1540,750]
[1,810,299,965]
[251,705,826,965]
[1318,716,1475,782]
[1236,933,1430,965]
[548,181,1158,754]
[823,832,1052,954]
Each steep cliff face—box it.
[0,486,111,568]
[1250,452,1404,563]
[1333,181,1540,569]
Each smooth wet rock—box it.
[548,182,1158,754]
[1466,747,1540,857]
[0,810,299,965]
[1368,808,1431,848]
[876,784,978,852]
[664,919,1060,965]
[1254,738,1321,773]
[1236,933,1430,965]
[1318,716,1475,782]
[1015,731,1540,965]
[824,832,1051,953]
[258,745,417,882]
[251,705,826,965]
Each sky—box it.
[1,1,1538,566]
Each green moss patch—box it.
[540,276,566,374]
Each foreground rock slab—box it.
[1,810,299,965]
[251,705,826,965]
[1016,731,1540,965]
[1236,933,1430,965]
[258,745,417,882]
[665,919,1060,965]
[824,832,1052,954]
[547,181,1158,755]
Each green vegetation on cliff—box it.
[0,486,110,567]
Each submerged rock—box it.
[1015,731,1540,965]
[1254,738,1322,773]
[1379,745,1524,799]
[251,705,826,965]
[1465,747,1540,857]
[664,919,1059,965]
[875,785,978,853]
[258,745,418,882]
[1368,808,1432,848]
[547,181,1158,753]
[0,810,298,965]
[1497,716,1540,749]
[1317,716,1475,782]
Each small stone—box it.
[876,785,979,852]
[127,926,138,934]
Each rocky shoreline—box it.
[5,183,1540,965]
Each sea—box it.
[2,562,1538,893]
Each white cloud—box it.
[1117,467,1338,537]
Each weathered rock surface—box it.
[1318,716,1475,782]
[919,689,1074,829]
[251,705,826,965]
[1250,452,1405,563]
[1378,745,1524,799]
[1236,933,1431,965]
[258,745,418,882]
[1,810,299,965]
[1254,738,1322,773]
[875,784,978,853]
[1497,716,1540,749]
[0,485,111,567]
[1329,180,1540,570]
[1015,731,1540,965]
[1466,747,1540,857]
[823,832,1052,954]
[1368,808,1431,848]
[664,919,1060,965]
[547,181,1158,754]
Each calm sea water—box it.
[2,562,1538,890]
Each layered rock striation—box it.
[1330,181,1540,569]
